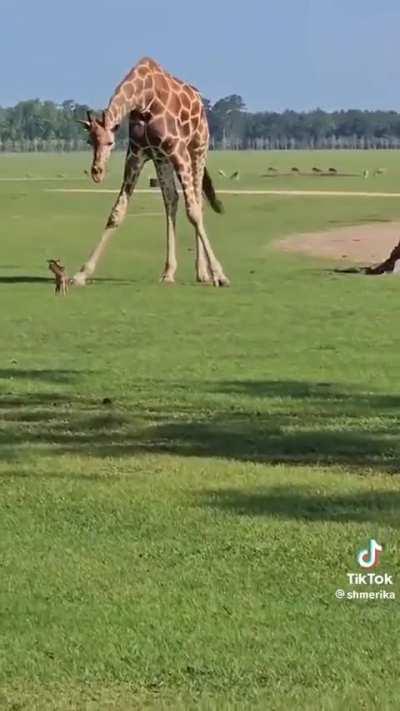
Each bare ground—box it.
[276,222,400,267]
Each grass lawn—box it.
[0,150,399,710]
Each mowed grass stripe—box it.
[46,187,400,197]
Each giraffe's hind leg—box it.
[172,148,229,287]
[191,148,213,284]
[154,157,179,283]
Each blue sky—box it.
[2,0,400,111]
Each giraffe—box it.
[74,57,229,287]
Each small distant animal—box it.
[374,168,386,176]
[363,169,370,179]
[47,259,69,296]
[291,167,300,172]
[312,167,322,173]
[218,169,227,177]
[328,168,338,174]
[230,170,240,180]
[267,166,278,172]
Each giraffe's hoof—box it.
[218,276,230,287]
[197,275,213,285]
[160,273,176,284]
[72,272,88,287]
[212,275,230,287]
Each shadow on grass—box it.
[199,485,400,526]
[0,276,52,284]
[213,378,400,405]
[0,369,90,384]
[332,267,365,275]
[0,374,399,474]
[135,419,399,471]
[90,277,138,285]
[0,275,137,286]
[1,372,399,524]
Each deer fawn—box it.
[47,259,69,295]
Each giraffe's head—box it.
[78,111,119,183]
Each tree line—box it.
[2,96,400,152]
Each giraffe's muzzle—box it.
[91,165,105,183]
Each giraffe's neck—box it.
[105,68,148,128]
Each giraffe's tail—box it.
[202,167,225,214]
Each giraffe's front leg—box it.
[73,194,129,286]
[73,149,145,286]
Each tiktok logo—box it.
[357,539,383,569]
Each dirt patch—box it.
[276,222,400,267]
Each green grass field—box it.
[1,150,400,710]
